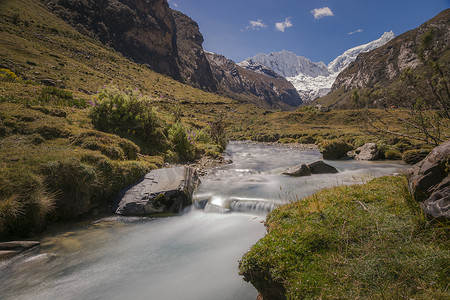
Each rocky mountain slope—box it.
[241,32,395,101]
[317,9,450,108]
[43,0,300,108]
[206,52,302,109]
[332,9,450,92]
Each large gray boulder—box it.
[354,143,380,160]
[283,161,338,177]
[406,140,450,219]
[114,166,200,216]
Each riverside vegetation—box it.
[1,1,449,299]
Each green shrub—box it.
[168,123,196,162]
[319,139,353,160]
[384,149,402,160]
[208,116,228,150]
[89,87,166,153]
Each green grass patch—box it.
[239,176,450,299]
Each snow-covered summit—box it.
[243,50,329,78]
[327,31,395,73]
[240,31,395,102]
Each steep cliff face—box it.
[44,0,182,80]
[332,9,450,92]
[206,52,303,109]
[171,9,217,91]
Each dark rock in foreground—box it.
[114,166,199,216]
[0,241,40,260]
[283,161,338,177]
[406,140,450,219]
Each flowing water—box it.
[0,142,408,300]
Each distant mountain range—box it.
[239,31,395,102]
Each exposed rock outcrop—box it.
[114,166,199,216]
[406,140,450,219]
[206,52,303,109]
[283,160,338,177]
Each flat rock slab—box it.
[0,241,40,260]
[114,166,199,216]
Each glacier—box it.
[239,31,395,102]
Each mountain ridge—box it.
[241,31,395,101]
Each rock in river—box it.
[354,143,380,160]
[114,166,200,216]
[283,160,338,177]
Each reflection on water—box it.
[0,142,407,300]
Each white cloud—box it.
[247,19,268,30]
[275,17,293,32]
[311,7,334,19]
[348,29,363,35]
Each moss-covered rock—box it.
[318,139,353,160]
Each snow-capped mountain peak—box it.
[327,30,395,73]
[240,31,395,102]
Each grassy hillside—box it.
[239,176,450,299]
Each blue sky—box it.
[168,0,449,64]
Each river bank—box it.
[0,141,411,299]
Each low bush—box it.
[89,87,167,154]
[208,116,228,150]
[384,149,402,160]
[168,123,196,162]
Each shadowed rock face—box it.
[407,140,450,220]
[171,9,217,91]
[114,166,199,216]
[43,0,183,83]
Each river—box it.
[0,142,408,300]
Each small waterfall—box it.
[230,198,278,214]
